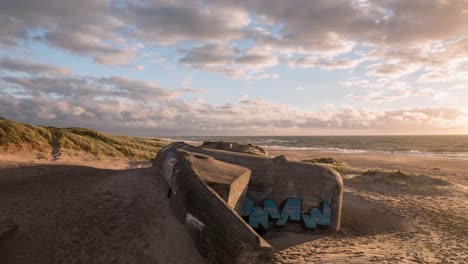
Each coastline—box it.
[265,146,468,160]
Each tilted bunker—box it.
[153,142,343,264]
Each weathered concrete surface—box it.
[153,145,272,264]
[0,222,17,243]
[186,151,251,214]
[201,141,269,156]
[153,142,343,263]
[176,142,343,231]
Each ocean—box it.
[168,135,468,160]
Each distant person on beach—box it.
[391,149,394,156]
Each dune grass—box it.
[301,157,363,174]
[0,117,169,160]
[360,168,413,185]
[301,156,438,187]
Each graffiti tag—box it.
[242,197,331,230]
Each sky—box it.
[0,0,467,136]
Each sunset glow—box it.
[1,0,467,135]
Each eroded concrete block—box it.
[181,142,343,232]
[153,142,343,264]
[153,144,272,264]
[185,151,251,214]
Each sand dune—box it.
[0,160,204,264]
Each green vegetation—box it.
[245,148,265,156]
[301,157,362,174]
[302,156,451,188]
[360,168,413,185]
[0,117,168,160]
[357,168,450,187]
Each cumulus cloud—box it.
[1,0,468,134]
[346,88,442,103]
[1,75,192,103]
[2,0,468,76]
[235,46,279,70]
[180,44,234,66]
[361,37,468,81]
[418,65,468,83]
[245,0,468,45]
[1,74,466,134]
[44,31,136,66]
[0,57,71,75]
[290,57,361,70]
[122,0,249,44]
[179,44,279,79]
[0,0,133,65]
[365,63,421,78]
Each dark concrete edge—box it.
[154,144,273,263]
[181,150,272,249]
[182,142,344,184]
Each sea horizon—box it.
[167,135,468,160]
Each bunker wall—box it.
[176,143,343,231]
[154,145,272,264]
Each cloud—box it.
[418,65,468,83]
[2,0,468,78]
[249,28,356,57]
[362,37,468,81]
[339,77,410,90]
[290,57,361,70]
[44,31,136,66]
[122,0,249,44]
[346,88,443,103]
[365,63,420,78]
[0,57,71,75]
[179,44,234,66]
[0,0,134,65]
[235,46,279,70]
[1,73,466,134]
[245,0,468,46]
[179,44,279,79]
[338,78,371,88]
[1,75,191,103]
[0,0,467,134]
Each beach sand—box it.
[1,149,467,263]
[0,155,205,264]
[268,149,468,263]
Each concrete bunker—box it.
[153,142,343,264]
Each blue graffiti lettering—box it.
[275,198,301,226]
[302,200,332,229]
[242,197,254,217]
[248,207,269,229]
[263,199,281,219]
[242,197,331,231]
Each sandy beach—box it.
[268,149,468,263]
[1,148,467,263]
[0,156,205,264]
